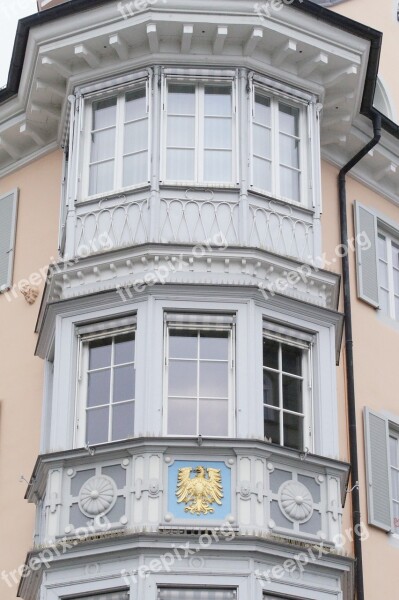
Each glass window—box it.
[165,81,234,183]
[87,84,149,197]
[252,88,303,203]
[263,336,309,451]
[82,331,136,445]
[378,231,399,320]
[166,327,233,436]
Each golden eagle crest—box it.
[176,466,223,515]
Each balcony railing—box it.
[71,191,316,263]
[29,439,348,549]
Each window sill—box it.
[248,186,314,215]
[77,183,151,207]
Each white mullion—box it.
[249,82,255,188]
[82,101,93,199]
[115,93,125,190]
[233,76,239,184]
[230,325,235,437]
[197,331,200,435]
[164,322,169,434]
[278,342,284,446]
[272,98,280,198]
[109,336,115,442]
[197,84,204,183]
[146,76,152,183]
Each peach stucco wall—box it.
[0,150,61,599]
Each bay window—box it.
[86,83,149,197]
[163,80,235,183]
[251,86,305,203]
[263,327,312,451]
[164,315,235,436]
[77,323,136,446]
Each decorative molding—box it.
[78,475,117,517]
[278,480,314,523]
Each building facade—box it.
[0,0,398,599]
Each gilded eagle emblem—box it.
[176,466,223,515]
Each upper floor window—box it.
[164,315,235,436]
[77,323,136,446]
[158,589,237,600]
[377,230,399,320]
[263,328,311,451]
[251,87,304,203]
[163,80,235,184]
[85,83,149,197]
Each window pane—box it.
[264,406,280,444]
[113,365,135,402]
[280,133,299,169]
[86,406,109,444]
[204,86,232,117]
[380,288,389,314]
[167,116,195,147]
[253,157,271,191]
[90,129,116,163]
[263,338,279,369]
[395,296,399,321]
[112,401,134,440]
[204,117,232,149]
[114,333,135,364]
[255,94,271,126]
[263,371,279,407]
[204,150,232,182]
[282,375,302,412]
[390,436,398,466]
[283,412,303,450]
[282,345,302,375]
[391,468,399,500]
[392,242,399,267]
[168,84,195,114]
[253,124,271,159]
[199,399,228,436]
[378,260,389,288]
[279,166,300,202]
[88,369,111,406]
[168,398,197,435]
[92,97,117,130]
[279,103,299,136]
[123,151,148,187]
[124,120,148,154]
[167,149,195,180]
[199,361,229,397]
[394,268,399,294]
[89,338,112,369]
[393,501,399,532]
[169,331,197,359]
[169,360,197,396]
[89,160,115,195]
[125,87,146,121]
[200,331,229,360]
[378,233,387,260]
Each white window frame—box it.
[262,323,313,452]
[163,316,236,437]
[161,75,238,186]
[80,78,151,201]
[75,318,137,447]
[0,188,19,293]
[377,228,399,320]
[389,425,399,534]
[250,82,309,206]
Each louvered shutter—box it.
[73,592,129,600]
[158,589,236,600]
[354,202,379,307]
[364,408,392,531]
[0,190,18,291]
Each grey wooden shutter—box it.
[354,202,379,307]
[364,408,392,531]
[0,189,18,292]
[158,590,236,600]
